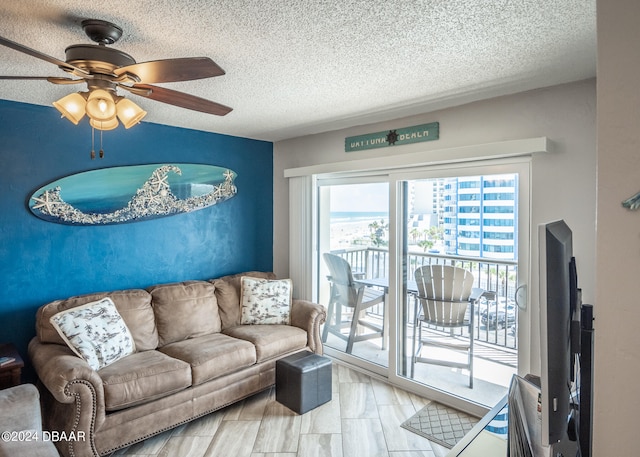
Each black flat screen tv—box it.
[538,220,577,447]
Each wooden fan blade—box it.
[0,36,89,76]
[0,76,83,85]
[130,83,232,116]
[47,77,85,85]
[114,57,225,84]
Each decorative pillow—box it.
[49,297,136,370]
[240,277,292,325]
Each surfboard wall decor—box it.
[28,164,237,225]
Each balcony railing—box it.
[330,247,518,351]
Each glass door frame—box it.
[311,157,532,413]
[386,158,531,412]
[315,173,391,378]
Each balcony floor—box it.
[324,330,516,408]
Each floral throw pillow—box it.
[240,277,292,325]
[50,297,136,370]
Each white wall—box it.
[275,79,595,379]
[274,79,596,300]
[594,1,640,455]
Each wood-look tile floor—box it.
[113,362,451,457]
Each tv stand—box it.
[446,391,576,457]
[448,304,594,457]
[446,396,508,456]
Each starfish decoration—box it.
[149,173,169,192]
[213,185,225,198]
[32,191,61,214]
[223,170,234,182]
[145,192,165,207]
[386,130,399,145]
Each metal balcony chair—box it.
[322,253,385,354]
[411,264,483,388]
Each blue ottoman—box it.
[276,351,332,414]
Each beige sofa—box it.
[28,272,326,457]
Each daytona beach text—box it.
[349,129,431,149]
[345,122,438,152]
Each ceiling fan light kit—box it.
[54,88,148,131]
[52,92,87,125]
[116,98,148,129]
[85,88,117,121]
[0,18,232,157]
[89,116,119,131]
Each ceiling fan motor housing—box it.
[81,19,123,45]
[64,45,136,75]
[59,20,135,76]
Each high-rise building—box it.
[443,174,517,259]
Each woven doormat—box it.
[401,402,479,449]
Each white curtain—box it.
[288,175,314,300]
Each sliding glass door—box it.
[317,180,390,371]
[314,160,530,408]
[392,163,528,408]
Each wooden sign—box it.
[345,122,439,152]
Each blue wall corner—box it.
[0,100,273,376]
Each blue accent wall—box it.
[0,100,273,375]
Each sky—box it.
[329,183,389,212]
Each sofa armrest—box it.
[290,299,327,355]
[28,338,106,456]
[28,339,104,408]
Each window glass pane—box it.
[314,169,524,409]
[317,182,389,367]
[400,172,519,407]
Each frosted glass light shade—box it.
[53,92,86,125]
[116,98,147,128]
[90,117,119,131]
[86,89,117,121]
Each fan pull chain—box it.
[90,127,96,159]
[99,128,104,159]
[89,125,106,159]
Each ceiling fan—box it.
[0,19,232,133]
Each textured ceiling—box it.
[0,1,596,141]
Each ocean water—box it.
[330,211,388,223]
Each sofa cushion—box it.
[240,277,292,325]
[148,281,222,347]
[98,350,192,411]
[159,333,257,385]
[223,325,308,362]
[211,271,276,329]
[36,289,159,351]
[50,297,136,371]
